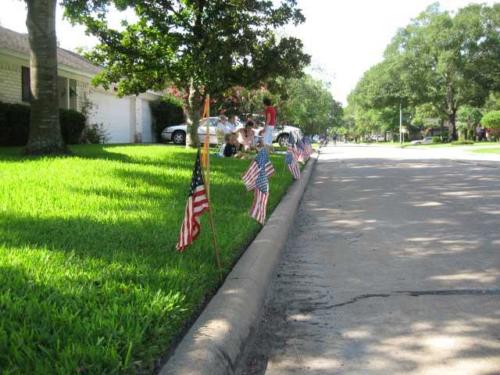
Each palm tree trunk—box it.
[185,79,201,147]
[25,0,66,155]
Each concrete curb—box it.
[160,152,319,375]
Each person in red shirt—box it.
[263,97,276,151]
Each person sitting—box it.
[236,120,256,152]
[228,115,240,131]
[216,115,231,145]
[223,133,239,157]
[217,115,235,135]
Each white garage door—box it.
[141,99,153,143]
[89,92,132,143]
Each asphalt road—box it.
[237,145,500,375]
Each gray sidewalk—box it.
[238,146,500,375]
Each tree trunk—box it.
[185,79,202,147]
[466,120,473,141]
[444,80,457,142]
[25,0,66,155]
[447,110,457,142]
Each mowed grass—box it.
[0,144,294,374]
[471,146,500,154]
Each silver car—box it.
[161,117,221,145]
[410,136,433,145]
[272,125,303,146]
[162,118,302,146]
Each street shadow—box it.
[239,157,500,374]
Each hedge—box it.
[150,97,185,141]
[481,111,500,129]
[0,102,86,146]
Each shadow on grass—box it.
[241,156,500,375]
[0,261,191,374]
[0,144,192,167]
[0,143,294,374]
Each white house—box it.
[0,25,161,143]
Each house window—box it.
[21,66,31,102]
[21,67,77,110]
[69,79,77,110]
[58,76,68,109]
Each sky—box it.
[0,0,496,105]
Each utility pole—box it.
[399,102,403,144]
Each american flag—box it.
[286,148,301,179]
[295,139,306,163]
[242,149,275,224]
[176,150,210,252]
[291,144,305,164]
[302,137,313,160]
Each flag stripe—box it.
[250,189,269,224]
[243,149,274,225]
[176,151,209,252]
[286,148,301,179]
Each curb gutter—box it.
[159,152,319,375]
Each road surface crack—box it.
[299,288,500,313]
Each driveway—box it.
[238,145,500,375]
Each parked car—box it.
[369,135,385,142]
[271,125,303,146]
[410,136,433,145]
[161,117,221,145]
[162,117,302,147]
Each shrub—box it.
[0,102,30,146]
[432,136,443,143]
[451,140,474,145]
[481,111,500,129]
[0,102,86,146]
[150,96,185,142]
[488,128,500,140]
[60,108,86,144]
[80,123,109,144]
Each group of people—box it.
[217,98,277,158]
[475,124,489,142]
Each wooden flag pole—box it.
[200,95,223,281]
[207,204,223,282]
[205,117,210,200]
[202,165,223,282]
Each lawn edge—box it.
[158,151,319,375]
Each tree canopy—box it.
[200,75,342,135]
[347,3,500,141]
[277,76,342,135]
[63,0,310,145]
[482,111,500,129]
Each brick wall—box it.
[0,62,22,104]
[0,58,92,114]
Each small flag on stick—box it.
[291,144,304,164]
[176,149,209,251]
[286,147,301,180]
[201,131,210,169]
[303,137,313,159]
[201,95,210,168]
[202,94,210,118]
[242,149,275,224]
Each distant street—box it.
[238,145,500,375]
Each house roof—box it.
[0,25,100,76]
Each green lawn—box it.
[366,142,488,148]
[471,146,500,154]
[0,144,294,374]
